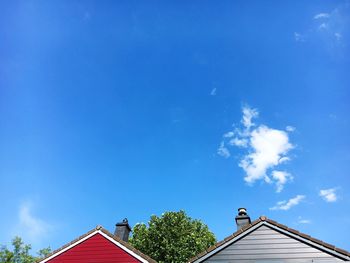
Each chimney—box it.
[235,208,251,230]
[114,218,131,242]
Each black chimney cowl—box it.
[114,218,131,242]
[235,208,251,230]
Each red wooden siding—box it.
[48,233,141,263]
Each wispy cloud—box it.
[294,32,305,42]
[210,88,217,96]
[272,171,293,193]
[318,22,328,31]
[224,131,234,138]
[294,3,349,48]
[286,126,296,132]
[319,188,338,202]
[334,32,343,41]
[241,106,258,129]
[218,105,294,192]
[314,13,330,19]
[217,141,230,158]
[230,137,248,148]
[15,202,52,246]
[297,216,311,224]
[270,195,305,211]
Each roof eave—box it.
[189,216,350,263]
[38,226,157,263]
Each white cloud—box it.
[239,125,293,184]
[334,32,342,41]
[16,202,51,245]
[314,13,330,19]
[270,195,305,211]
[272,170,293,193]
[318,22,328,30]
[278,157,290,164]
[223,131,234,138]
[218,106,295,192]
[294,32,305,42]
[298,216,311,224]
[286,126,296,132]
[319,188,338,202]
[313,7,347,43]
[217,141,230,158]
[241,106,258,129]
[229,137,248,148]
[295,4,348,47]
[210,88,217,96]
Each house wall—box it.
[205,225,344,263]
[47,233,141,263]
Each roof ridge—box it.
[99,227,157,263]
[188,216,350,262]
[188,217,264,262]
[259,215,267,221]
[37,226,157,263]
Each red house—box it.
[39,219,156,263]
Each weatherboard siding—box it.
[205,225,343,263]
[47,233,141,263]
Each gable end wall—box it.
[47,233,141,263]
[205,225,345,263]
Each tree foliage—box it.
[0,237,51,263]
[130,210,216,263]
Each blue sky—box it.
[1,0,350,254]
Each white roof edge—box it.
[193,221,350,262]
[99,230,151,263]
[39,228,152,263]
[192,221,265,263]
[39,229,100,263]
[264,221,350,261]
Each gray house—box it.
[190,208,350,263]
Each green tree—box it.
[37,247,52,259]
[0,237,51,263]
[129,210,216,263]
